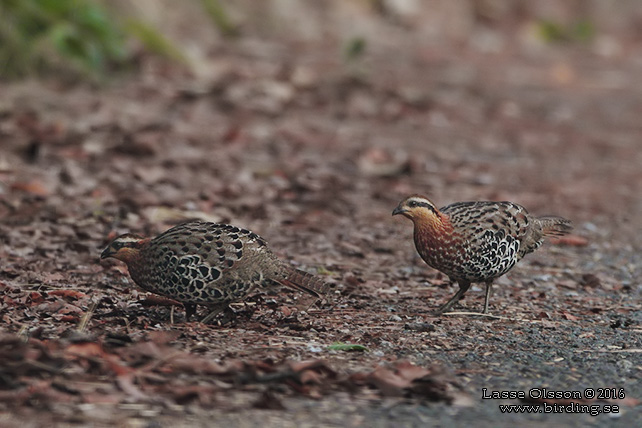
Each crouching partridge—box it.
[101,221,329,323]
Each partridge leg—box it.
[483,280,494,313]
[432,281,471,315]
[184,303,198,321]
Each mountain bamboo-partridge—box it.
[393,195,572,314]
[101,221,329,322]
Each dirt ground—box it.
[1,4,641,427]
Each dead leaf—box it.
[361,361,472,405]
[65,342,106,360]
[580,274,601,288]
[166,354,227,375]
[48,289,88,300]
[11,180,50,196]
[170,384,217,405]
[561,311,579,321]
[365,366,414,396]
[253,389,285,410]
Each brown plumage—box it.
[393,195,572,314]
[101,221,329,323]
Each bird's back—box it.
[131,222,279,304]
[436,201,530,282]
[127,221,328,305]
[442,201,532,248]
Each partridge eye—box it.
[409,201,418,207]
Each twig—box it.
[78,300,97,332]
[440,311,518,321]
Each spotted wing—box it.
[146,222,269,304]
[442,201,532,281]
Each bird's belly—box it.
[130,254,259,305]
[419,240,519,283]
[419,245,465,279]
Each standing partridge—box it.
[101,221,329,323]
[392,195,572,314]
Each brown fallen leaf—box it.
[114,370,148,401]
[10,180,50,197]
[561,311,579,321]
[366,367,415,396]
[536,311,552,320]
[28,291,45,305]
[410,369,474,407]
[360,361,472,406]
[169,384,217,406]
[146,330,182,345]
[253,389,286,410]
[580,274,601,288]
[58,314,81,322]
[48,289,88,300]
[288,359,334,376]
[65,341,105,360]
[165,354,227,375]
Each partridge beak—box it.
[100,247,112,259]
[392,205,407,216]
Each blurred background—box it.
[2,0,642,79]
[1,0,641,271]
[1,2,642,426]
[1,0,641,278]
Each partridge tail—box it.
[277,266,330,298]
[537,216,573,237]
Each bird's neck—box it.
[412,212,454,248]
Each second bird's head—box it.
[392,195,441,224]
[101,233,147,262]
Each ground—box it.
[0,4,641,427]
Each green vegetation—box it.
[0,0,127,79]
[123,20,189,64]
[0,0,213,80]
[538,19,595,43]
[344,36,367,62]
[327,342,369,352]
[199,0,239,38]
